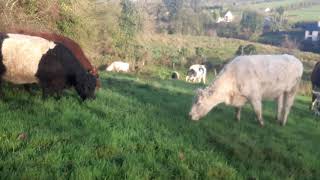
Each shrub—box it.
[216,23,240,38]
[240,10,264,34]
[235,44,257,55]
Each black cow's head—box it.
[187,69,197,77]
[75,72,96,100]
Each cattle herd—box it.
[0,31,319,126]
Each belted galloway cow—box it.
[0,33,96,100]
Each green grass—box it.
[287,5,320,23]
[236,0,320,23]
[0,72,320,179]
[239,0,305,10]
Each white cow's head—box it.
[189,88,223,121]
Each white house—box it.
[217,11,234,23]
[265,8,271,13]
[305,21,320,41]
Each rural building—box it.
[217,11,234,23]
[304,21,320,41]
[265,8,271,13]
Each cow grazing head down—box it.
[8,29,101,89]
[75,72,96,100]
[189,88,224,121]
[189,54,303,126]
[0,33,96,100]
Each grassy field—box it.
[286,5,320,23]
[236,0,320,23]
[0,72,319,179]
[239,0,305,10]
[140,34,320,60]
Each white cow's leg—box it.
[276,93,284,123]
[250,98,264,126]
[203,76,206,84]
[281,91,296,126]
[191,77,196,83]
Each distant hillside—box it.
[138,33,320,63]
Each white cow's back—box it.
[225,54,303,98]
[106,61,129,72]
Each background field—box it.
[236,0,320,23]
[287,5,320,23]
[0,72,319,179]
[239,0,305,9]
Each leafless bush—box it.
[299,81,312,96]
[281,35,298,50]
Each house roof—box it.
[305,24,320,31]
[297,22,320,31]
[224,11,233,17]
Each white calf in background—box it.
[186,64,206,84]
[106,61,130,72]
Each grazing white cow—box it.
[106,61,129,72]
[186,64,206,84]
[189,54,303,126]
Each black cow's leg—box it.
[40,77,66,100]
[0,69,6,98]
[0,79,4,98]
[41,87,49,99]
[24,84,30,92]
[39,80,51,100]
[53,78,65,100]
[0,34,7,98]
[0,62,6,98]
[54,90,62,100]
[23,84,35,95]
